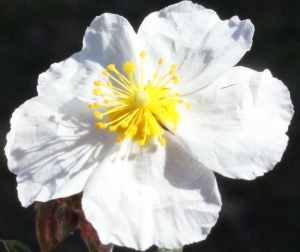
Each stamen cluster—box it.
[88,51,190,146]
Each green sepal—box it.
[86,235,101,252]
[35,194,82,252]
[0,240,32,252]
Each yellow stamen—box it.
[140,51,147,59]
[90,51,190,146]
[107,64,116,71]
[122,62,136,74]
[94,111,103,119]
[92,88,102,96]
[94,80,102,86]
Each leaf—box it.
[157,248,183,252]
[1,240,32,252]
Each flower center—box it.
[134,90,150,107]
[88,51,190,146]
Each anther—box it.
[102,70,109,76]
[107,64,116,71]
[104,99,109,104]
[94,80,102,86]
[92,88,102,95]
[122,61,136,74]
[109,126,117,131]
[140,51,147,59]
[117,135,126,143]
[95,123,102,128]
[160,138,166,147]
[94,102,100,107]
[94,111,103,119]
[172,76,179,84]
[158,58,164,65]
[139,139,145,146]
[107,81,112,87]
[186,102,191,109]
[100,123,107,129]
[129,126,137,135]
[88,104,94,109]
[169,69,176,74]
[121,121,128,128]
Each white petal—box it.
[5,95,117,206]
[38,14,142,98]
[138,1,254,91]
[176,67,293,179]
[82,137,221,250]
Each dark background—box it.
[0,0,299,251]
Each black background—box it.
[0,0,299,251]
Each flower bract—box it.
[5,1,293,250]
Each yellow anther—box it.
[88,104,94,109]
[100,123,107,129]
[172,76,179,84]
[129,126,138,135]
[146,129,151,136]
[117,135,126,143]
[104,99,109,104]
[186,102,191,109]
[158,58,164,65]
[102,70,109,76]
[107,81,112,87]
[139,139,145,146]
[178,99,184,104]
[171,64,177,69]
[109,126,117,131]
[93,102,100,107]
[95,123,102,128]
[94,111,103,119]
[153,73,158,79]
[107,64,116,71]
[160,138,166,146]
[92,88,102,95]
[169,69,176,74]
[140,51,147,59]
[94,80,102,86]
[121,121,128,128]
[175,92,179,97]
[122,61,136,74]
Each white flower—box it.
[5,1,293,250]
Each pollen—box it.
[89,51,191,146]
